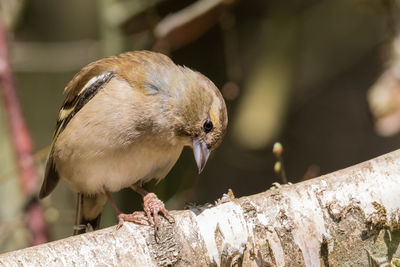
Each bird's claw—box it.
[143,193,174,229]
[116,212,150,229]
[115,193,174,231]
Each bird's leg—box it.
[105,191,122,214]
[130,183,174,229]
[105,191,148,228]
[73,193,85,235]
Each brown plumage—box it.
[39,51,227,232]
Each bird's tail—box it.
[73,193,107,235]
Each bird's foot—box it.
[143,193,174,229]
[116,193,174,230]
[117,212,149,229]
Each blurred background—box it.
[1,0,400,253]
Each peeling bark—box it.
[1,150,400,266]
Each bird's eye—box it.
[203,119,213,133]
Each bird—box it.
[38,50,228,234]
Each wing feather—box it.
[39,69,114,198]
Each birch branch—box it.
[1,149,400,266]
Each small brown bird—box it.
[39,51,228,233]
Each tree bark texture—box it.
[1,150,400,266]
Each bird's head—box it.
[130,51,228,173]
[173,68,228,173]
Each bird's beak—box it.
[193,138,210,174]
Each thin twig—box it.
[273,142,288,184]
[0,19,47,245]
[0,146,50,184]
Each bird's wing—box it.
[39,63,115,199]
